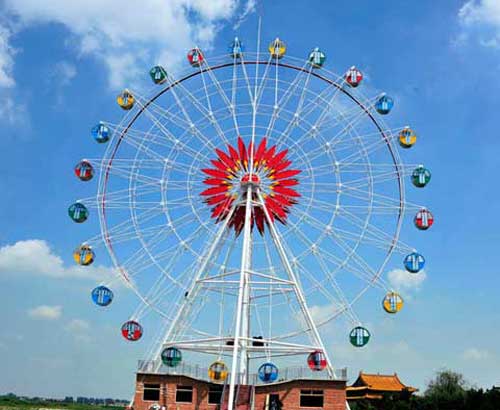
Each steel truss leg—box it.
[151,205,237,372]
[147,190,349,409]
[256,192,337,379]
[258,192,351,410]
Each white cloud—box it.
[104,52,144,90]
[0,239,116,280]
[51,61,77,87]
[459,0,500,26]
[45,61,78,108]
[0,23,25,126]
[308,303,337,323]
[234,0,257,29]
[28,305,62,320]
[457,0,500,48]
[65,319,90,332]
[480,37,500,47]
[0,95,28,125]
[387,268,427,291]
[3,0,255,88]
[65,319,94,343]
[0,23,15,88]
[0,24,31,127]
[188,0,238,20]
[462,347,491,360]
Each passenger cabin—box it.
[346,372,417,402]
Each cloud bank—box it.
[2,0,255,88]
[0,239,116,281]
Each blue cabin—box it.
[404,252,425,273]
[258,362,279,383]
[91,285,114,306]
[375,94,394,115]
[92,122,111,143]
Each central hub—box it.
[241,173,261,189]
[201,137,301,235]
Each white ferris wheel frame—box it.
[76,46,428,410]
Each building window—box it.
[300,390,324,408]
[143,384,160,401]
[267,394,281,410]
[176,385,193,403]
[208,385,223,404]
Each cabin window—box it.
[176,385,193,403]
[143,384,160,401]
[208,385,223,404]
[300,390,323,408]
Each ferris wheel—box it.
[70,34,432,406]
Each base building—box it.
[132,362,347,410]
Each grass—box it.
[0,397,124,410]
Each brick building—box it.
[132,364,347,410]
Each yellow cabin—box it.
[117,89,135,110]
[382,291,403,314]
[398,127,417,148]
[208,361,228,383]
[73,244,95,266]
[269,38,286,59]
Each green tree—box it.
[423,370,467,410]
[349,371,500,410]
[349,401,377,410]
[465,387,500,410]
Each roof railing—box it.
[137,360,347,383]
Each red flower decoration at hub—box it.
[201,137,301,235]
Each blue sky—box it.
[1,0,500,400]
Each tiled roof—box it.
[348,392,384,400]
[348,372,417,392]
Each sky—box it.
[1,0,500,400]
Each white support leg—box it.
[228,186,253,410]
[256,192,336,379]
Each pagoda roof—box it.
[348,372,418,393]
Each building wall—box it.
[134,374,218,410]
[133,374,346,410]
[254,380,346,410]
